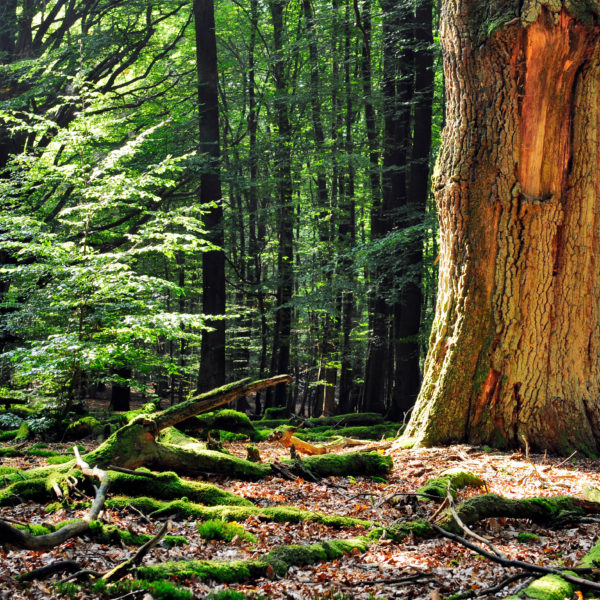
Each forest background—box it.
[0,0,439,422]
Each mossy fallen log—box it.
[105,495,374,528]
[11,519,187,549]
[137,537,370,583]
[438,493,600,533]
[0,464,250,507]
[83,376,293,475]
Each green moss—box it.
[309,413,385,427]
[15,523,53,536]
[0,429,18,441]
[106,496,373,529]
[296,424,402,442]
[579,539,600,568]
[65,416,103,440]
[27,448,62,457]
[85,520,187,548]
[138,538,369,583]
[92,579,192,600]
[46,455,74,464]
[180,409,260,441]
[519,573,573,600]
[106,469,252,506]
[124,402,160,422]
[158,427,206,450]
[417,470,485,501]
[14,421,30,442]
[0,477,48,505]
[298,451,392,477]
[0,446,20,457]
[197,519,257,544]
[517,532,540,543]
[262,407,289,419]
[245,445,261,462]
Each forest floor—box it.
[2,435,600,600]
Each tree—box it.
[194,0,227,392]
[403,1,600,454]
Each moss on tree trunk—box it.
[403,1,600,455]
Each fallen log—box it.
[84,375,293,473]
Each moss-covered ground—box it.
[4,413,600,599]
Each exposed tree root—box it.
[437,493,600,532]
[103,495,374,528]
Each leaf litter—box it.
[1,440,600,599]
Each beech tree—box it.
[404,1,600,454]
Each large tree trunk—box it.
[404,2,600,454]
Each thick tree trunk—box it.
[404,1,600,454]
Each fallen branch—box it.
[16,560,82,582]
[431,523,600,592]
[102,521,170,582]
[445,483,506,558]
[0,447,109,550]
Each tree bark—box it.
[194,0,227,393]
[404,1,600,454]
[269,0,294,408]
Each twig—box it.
[101,521,170,582]
[428,496,449,523]
[345,573,439,586]
[431,523,600,592]
[127,503,152,524]
[555,451,578,468]
[451,572,532,599]
[446,490,506,558]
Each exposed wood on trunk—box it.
[404,1,600,454]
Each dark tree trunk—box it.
[388,0,434,419]
[270,0,294,407]
[194,0,226,392]
[404,1,600,455]
[111,368,131,412]
[357,0,386,415]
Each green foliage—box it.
[0,413,23,429]
[197,519,257,544]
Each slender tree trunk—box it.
[194,0,226,392]
[111,368,131,412]
[358,0,387,415]
[338,0,357,414]
[270,0,294,407]
[404,2,600,455]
